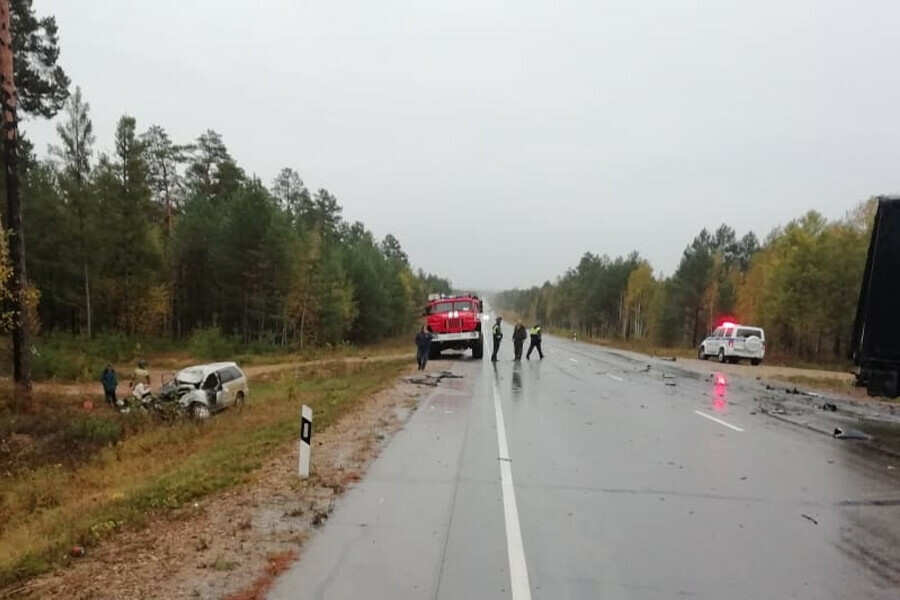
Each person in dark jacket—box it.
[415,325,433,370]
[100,364,118,407]
[526,323,544,360]
[512,322,528,361]
[490,316,504,362]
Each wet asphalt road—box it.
[269,327,900,600]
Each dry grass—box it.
[770,374,857,395]
[0,359,408,588]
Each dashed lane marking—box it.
[694,410,745,432]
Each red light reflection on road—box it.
[712,372,727,412]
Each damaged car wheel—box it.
[191,403,211,420]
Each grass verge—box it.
[0,359,408,588]
[769,374,856,395]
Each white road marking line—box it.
[607,374,623,381]
[569,358,579,363]
[492,380,533,600]
[693,410,745,432]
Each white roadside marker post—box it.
[299,405,312,478]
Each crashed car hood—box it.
[174,367,204,385]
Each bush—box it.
[32,344,92,381]
[188,327,235,361]
[26,333,179,382]
[63,417,125,448]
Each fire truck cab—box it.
[424,294,485,360]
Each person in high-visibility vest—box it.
[526,323,544,360]
[490,316,504,362]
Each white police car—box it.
[699,323,766,365]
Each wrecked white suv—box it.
[162,362,249,419]
[699,324,766,365]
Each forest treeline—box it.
[494,201,874,363]
[1,86,450,348]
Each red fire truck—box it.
[424,294,485,359]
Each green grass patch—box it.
[0,359,408,588]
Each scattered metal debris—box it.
[310,505,333,528]
[833,427,872,440]
[659,356,677,362]
[665,381,677,387]
[406,371,463,387]
[821,402,838,412]
[801,514,819,525]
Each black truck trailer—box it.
[851,196,900,397]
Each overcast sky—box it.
[23,0,900,289]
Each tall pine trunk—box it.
[83,260,91,337]
[0,0,31,390]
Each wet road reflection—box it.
[512,363,523,398]
[712,372,727,412]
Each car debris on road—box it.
[833,427,872,440]
[406,371,463,387]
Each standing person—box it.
[490,316,504,362]
[415,325,433,371]
[132,359,150,388]
[526,323,544,360]
[100,364,118,408]
[512,322,528,361]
